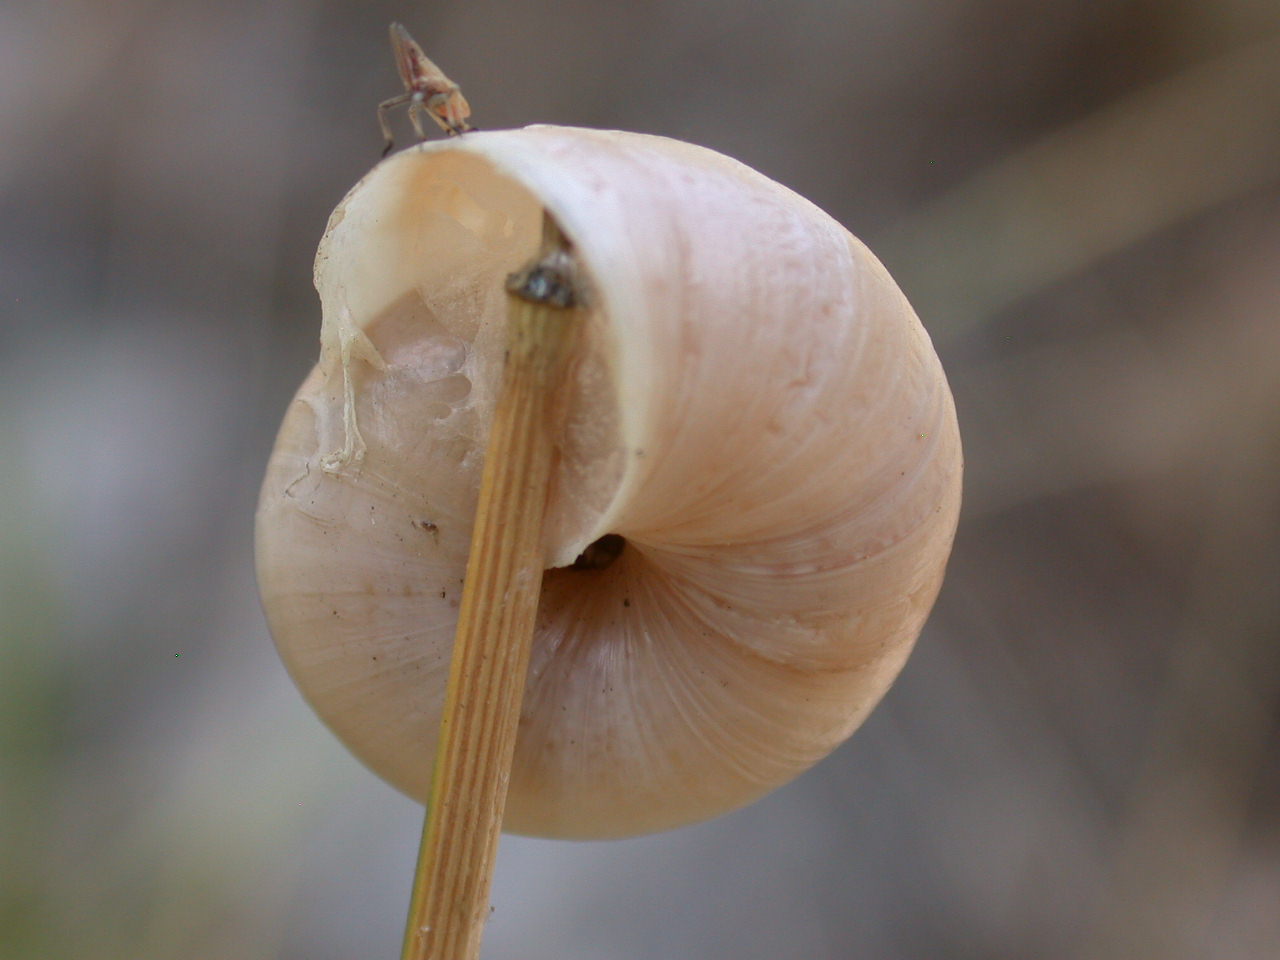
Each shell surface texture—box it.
[255,125,962,839]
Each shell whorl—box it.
[255,126,962,838]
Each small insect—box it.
[378,22,473,156]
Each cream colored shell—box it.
[255,126,962,839]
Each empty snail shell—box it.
[254,125,962,839]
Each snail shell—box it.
[255,126,962,839]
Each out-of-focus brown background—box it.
[3,1,1278,957]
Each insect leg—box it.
[408,101,434,141]
[377,92,412,156]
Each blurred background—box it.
[2,0,1278,957]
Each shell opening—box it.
[316,148,628,567]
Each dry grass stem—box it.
[400,220,581,960]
